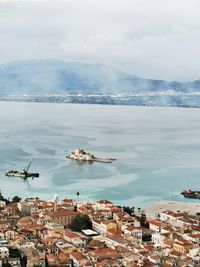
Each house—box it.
[152,232,166,247]
[69,251,88,267]
[20,201,38,215]
[173,238,197,254]
[148,220,163,233]
[160,210,184,224]
[46,244,59,255]
[100,220,119,236]
[0,247,9,259]
[63,231,87,247]
[89,248,122,263]
[93,209,113,220]
[5,257,21,267]
[44,210,77,226]
[0,232,5,240]
[5,229,16,240]
[46,253,60,266]
[95,200,114,210]
[17,216,34,228]
[148,255,161,265]
[0,201,6,208]
[92,219,119,236]
[123,225,143,239]
[184,233,200,244]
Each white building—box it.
[148,220,163,233]
[0,247,9,259]
[160,210,183,224]
[19,201,38,215]
[152,232,166,247]
[0,233,5,241]
[0,201,6,208]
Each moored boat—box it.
[5,159,39,179]
[181,189,200,199]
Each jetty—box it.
[66,148,116,163]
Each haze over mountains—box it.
[0,59,200,107]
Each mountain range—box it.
[0,59,200,107]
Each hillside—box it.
[0,59,199,107]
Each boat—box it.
[66,148,116,163]
[5,159,39,179]
[181,189,200,199]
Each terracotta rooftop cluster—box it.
[0,197,200,266]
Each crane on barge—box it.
[5,159,39,179]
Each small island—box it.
[66,148,116,163]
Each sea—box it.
[0,101,200,208]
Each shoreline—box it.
[144,200,200,219]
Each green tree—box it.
[12,196,21,203]
[9,248,21,258]
[70,214,92,232]
[76,192,80,202]
[74,205,77,212]
[123,206,132,215]
[0,191,10,204]
[2,263,12,267]
[20,255,27,267]
[139,213,149,228]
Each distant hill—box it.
[0,59,200,107]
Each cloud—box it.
[0,0,199,81]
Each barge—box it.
[181,189,200,199]
[5,159,39,179]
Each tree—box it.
[76,192,80,202]
[20,255,27,267]
[123,206,132,215]
[9,248,21,258]
[139,213,149,228]
[131,207,135,213]
[2,263,12,267]
[70,214,92,232]
[74,205,77,212]
[12,196,21,203]
[0,191,10,204]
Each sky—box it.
[0,0,200,81]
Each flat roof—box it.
[81,229,99,236]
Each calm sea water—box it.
[0,102,200,208]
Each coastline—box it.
[144,200,200,219]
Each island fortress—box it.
[68,148,95,161]
[67,148,116,163]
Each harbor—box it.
[1,102,200,207]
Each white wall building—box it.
[0,247,9,259]
[152,233,166,247]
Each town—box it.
[0,193,200,266]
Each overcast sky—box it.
[0,0,199,81]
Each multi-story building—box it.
[44,210,77,227]
[0,247,9,259]
[173,238,197,254]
